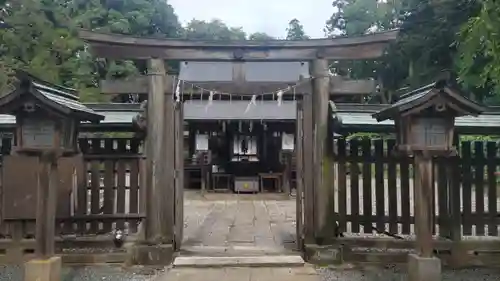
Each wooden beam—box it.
[89,42,391,61]
[79,29,398,61]
[100,76,376,95]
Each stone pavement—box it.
[182,192,297,254]
[155,265,320,281]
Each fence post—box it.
[436,157,450,239]
[448,154,464,266]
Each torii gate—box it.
[79,29,398,264]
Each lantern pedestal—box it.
[24,256,61,281]
[408,253,441,281]
[410,154,442,281]
[413,153,434,257]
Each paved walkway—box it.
[160,193,309,281]
[156,265,319,281]
[182,193,297,254]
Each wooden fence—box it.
[0,137,145,264]
[1,136,500,265]
[333,138,500,265]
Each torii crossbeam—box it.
[79,29,398,61]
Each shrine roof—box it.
[0,72,104,122]
[0,102,498,134]
[81,102,500,135]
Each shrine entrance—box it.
[78,29,397,263]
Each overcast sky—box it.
[168,0,335,39]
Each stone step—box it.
[155,265,319,281]
[172,255,305,268]
[180,245,297,257]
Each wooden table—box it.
[258,173,283,192]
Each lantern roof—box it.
[372,79,485,122]
[0,71,104,123]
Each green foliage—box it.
[457,0,500,103]
[0,0,182,102]
[0,2,283,102]
[326,0,401,36]
[286,19,309,40]
[325,0,484,104]
[1,0,498,111]
[399,0,479,89]
[183,19,246,40]
[0,0,80,90]
[248,32,275,41]
[325,0,405,103]
[460,135,500,142]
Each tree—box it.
[324,0,404,103]
[457,0,500,103]
[327,0,382,36]
[286,18,309,40]
[397,0,479,88]
[67,0,183,101]
[0,0,184,102]
[248,32,275,41]
[324,0,480,103]
[69,0,182,37]
[0,0,81,93]
[183,19,246,40]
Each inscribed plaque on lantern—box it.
[21,118,55,148]
[413,118,447,147]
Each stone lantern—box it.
[0,71,104,281]
[373,78,484,281]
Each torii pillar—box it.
[310,58,336,243]
[131,58,175,265]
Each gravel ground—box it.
[0,265,21,281]
[318,265,500,281]
[0,264,165,281]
